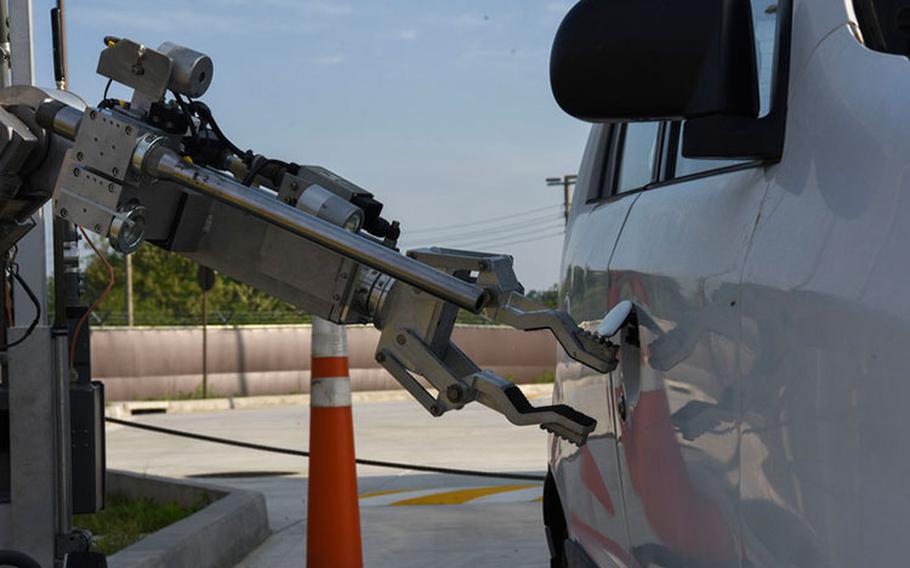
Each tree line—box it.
[81,242,558,327]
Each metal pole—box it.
[9,328,56,566]
[147,148,489,313]
[50,0,66,90]
[51,220,66,327]
[0,0,11,87]
[201,290,207,399]
[8,0,32,85]
[42,110,490,313]
[8,0,44,326]
[124,255,133,326]
[50,329,71,543]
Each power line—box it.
[401,216,564,249]
[400,211,562,245]
[406,220,566,250]
[404,204,562,235]
[469,230,565,250]
[423,229,566,252]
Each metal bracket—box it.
[97,39,173,101]
[370,246,614,445]
[409,247,622,374]
[52,109,147,244]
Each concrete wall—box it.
[91,324,556,401]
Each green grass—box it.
[74,492,212,555]
[533,370,555,384]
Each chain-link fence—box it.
[89,310,313,327]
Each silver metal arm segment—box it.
[5,38,625,445]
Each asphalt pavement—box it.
[104,394,553,567]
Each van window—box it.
[575,125,612,203]
[753,0,779,117]
[615,122,660,194]
[674,0,778,177]
[852,0,910,55]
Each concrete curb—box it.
[105,470,270,568]
[106,383,554,418]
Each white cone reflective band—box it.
[312,317,347,358]
[311,377,352,408]
[310,317,351,408]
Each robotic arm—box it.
[2,38,621,445]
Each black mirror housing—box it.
[550,0,759,123]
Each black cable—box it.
[0,549,41,568]
[105,416,546,482]
[6,271,40,349]
[171,91,197,138]
[241,157,288,186]
[188,101,246,158]
[97,78,117,109]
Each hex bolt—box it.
[75,151,84,161]
[124,126,132,134]
[93,224,102,233]
[112,167,120,177]
[108,183,116,193]
[396,334,407,345]
[429,404,440,416]
[375,353,386,364]
[59,208,68,218]
[446,384,464,403]
[89,110,97,120]
[72,168,80,177]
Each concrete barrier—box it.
[91,324,556,401]
[105,470,269,568]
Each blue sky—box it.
[33,0,590,290]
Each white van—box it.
[544,0,910,566]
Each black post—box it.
[196,266,216,399]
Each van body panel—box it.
[553,4,910,567]
[738,25,910,567]
[608,167,770,567]
[552,126,638,566]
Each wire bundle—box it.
[399,203,566,251]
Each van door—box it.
[609,155,768,567]
[605,3,782,564]
[552,123,645,566]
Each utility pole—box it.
[546,175,577,225]
[196,266,216,399]
[124,255,133,326]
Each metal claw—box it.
[468,371,596,445]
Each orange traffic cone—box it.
[307,317,363,567]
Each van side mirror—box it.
[550,0,758,122]
[550,0,790,161]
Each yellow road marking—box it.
[358,488,410,499]
[390,484,537,506]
